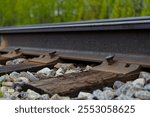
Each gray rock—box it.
[54,63,75,70]
[15,85,22,92]
[2,82,14,87]
[78,92,94,100]
[0,76,7,82]
[93,89,115,100]
[9,72,20,79]
[65,69,81,74]
[116,94,137,100]
[6,58,26,65]
[115,81,132,96]
[84,65,92,71]
[6,61,14,65]
[93,89,104,100]
[144,84,150,91]
[134,90,150,100]
[126,86,137,97]
[10,91,20,100]
[26,89,41,100]
[7,88,15,94]
[55,68,66,76]
[3,91,11,99]
[40,94,50,100]
[26,71,39,81]
[50,94,70,100]
[103,90,115,100]
[0,86,9,93]
[19,71,39,81]
[103,87,113,91]
[36,67,55,79]
[14,77,29,83]
[139,72,150,83]
[0,74,10,82]
[113,81,125,90]
[19,92,28,99]
[132,78,145,89]
[13,58,26,64]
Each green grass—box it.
[0,91,4,98]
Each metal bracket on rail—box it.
[29,51,59,64]
[92,55,141,75]
[1,48,23,58]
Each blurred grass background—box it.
[0,0,150,26]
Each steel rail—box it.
[0,17,150,33]
[0,17,150,67]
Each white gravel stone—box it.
[9,72,20,79]
[103,90,115,100]
[116,94,137,100]
[26,89,41,100]
[132,78,145,89]
[0,86,9,93]
[144,84,150,91]
[54,63,75,70]
[13,58,26,64]
[3,92,11,99]
[10,91,20,100]
[40,94,50,100]
[93,89,103,99]
[2,82,14,87]
[15,77,29,83]
[7,88,15,94]
[78,92,94,100]
[65,69,81,74]
[55,68,66,76]
[0,74,10,82]
[103,87,113,91]
[125,86,138,97]
[6,58,26,65]
[50,94,70,100]
[115,81,132,96]
[113,81,125,90]
[0,76,6,82]
[19,72,39,81]
[36,67,55,78]
[84,65,92,71]
[134,90,150,100]
[93,89,115,100]
[6,61,14,65]
[139,72,150,83]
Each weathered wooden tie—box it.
[27,70,139,97]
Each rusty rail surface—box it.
[0,17,149,97]
[0,17,150,66]
[0,17,150,68]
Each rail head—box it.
[0,17,150,34]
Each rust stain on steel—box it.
[0,36,8,50]
[93,61,140,75]
[93,54,141,75]
[1,48,23,58]
[29,52,59,64]
[0,48,23,64]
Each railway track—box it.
[0,17,150,100]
